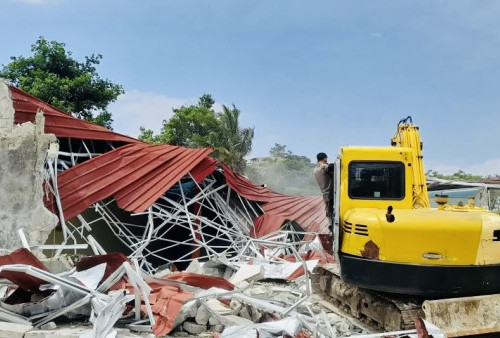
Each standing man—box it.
[314,152,333,218]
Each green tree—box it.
[426,169,484,181]
[139,94,254,173]
[0,37,123,128]
[139,94,219,146]
[209,104,254,173]
[270,143,289,157]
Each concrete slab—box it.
[0,322,33,338]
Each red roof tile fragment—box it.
[163,272,235,291]
[0,248,49,292]
[145,285,194,336]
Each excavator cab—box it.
[330,117,500,297]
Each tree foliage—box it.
[0,37,123,128]
[208,104,254,173]
[139,94,254,173]
[426,169,484,181]
[246,144,317,195]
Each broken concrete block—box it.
[39,322,57,330]
[248,286,269,297]
[114,328,131,336]
[229,299,243,315]
[219,314,254,327]
[335,320,352,336]
[209,316,221,325]
[239,305,252,321]
[274,292,298,304]
[195,303,210,325]
[41,255,74,274]
[210,324,225,333]
[223,266,235,280]
[202,266,223,277]
[250,307,263,322]
[182,321,207,335]
[205,298,232,315]
[173,299,198,327]
[198,333,217,338]
[235,280,250,290]
[185,259,202,274]
[228,264,263,285]
[0,322,33,338]
[326,312,344,324]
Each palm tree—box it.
[210,104,254,173]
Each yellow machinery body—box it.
[335,118,500,296]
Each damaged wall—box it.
[0,81,58,250]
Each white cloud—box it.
[109,90,191,139]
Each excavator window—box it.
[348,162,405,200]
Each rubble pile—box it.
[0,231,369,338]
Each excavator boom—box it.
[390,116,429,208]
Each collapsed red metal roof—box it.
[54,142,214,220]
[10,85,138,143]
[224,165,328,234]
[10,85,327,234]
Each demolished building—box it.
[3,82,329,267]
[0,81,349,337]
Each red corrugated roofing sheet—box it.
[251,214,287,238]
[10,85,138,143]
[0,248,50,292]
[146,285,194,336]
[190,158,219,183]
[163,272,234,291]
[55,142,213,220]
[223,165,328,234]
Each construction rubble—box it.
[0,82,448,337]
[0,236,444,338]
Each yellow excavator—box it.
[330,116,500,297]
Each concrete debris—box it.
[182,320,207,335]
[220,317,303,338]
[39,322,56,330]
[0,239,367,337]
[40,255,75,274]
[228,264,263,285]
[0,322,33,338]
[194,303,210,325]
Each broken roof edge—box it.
[9,85,139,144]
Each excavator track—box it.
[313,263,500,336]
[312,263,425,332]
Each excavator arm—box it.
[390,116,430,208]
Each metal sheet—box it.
[223,165,328,235]
[53,143,213,219]
[10,86,138,143]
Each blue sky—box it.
[2,0,500,175]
